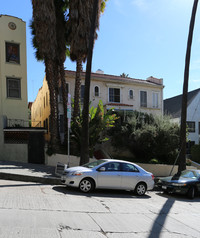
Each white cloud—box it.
[191,78,200,83]
[131,0,148,11]
[190,59,200,70]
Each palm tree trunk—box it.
[73,57,83,121]
[59,65,68,146]
[80,0,99,165]
[178,0,198,174]
[45,59,60,152]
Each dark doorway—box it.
[28,132,45,164]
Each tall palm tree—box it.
[54,0,69,145]
[178,0,198,174]
[67,0,92,121]
[68,0,108,122]
[32,0,60,151]
[80,0,101,165]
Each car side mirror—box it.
[98,167,106,172]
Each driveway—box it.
[0,179,200,237]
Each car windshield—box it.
[181,170,197,179]
[82,160,106,168]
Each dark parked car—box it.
[157,169,200,199]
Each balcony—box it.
[6,118,30,128]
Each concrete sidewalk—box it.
[0,160,61,185]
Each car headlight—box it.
[72,171,83,176]
[171,183,187,186]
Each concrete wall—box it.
[46,154,96,168]
[45,154,196,177]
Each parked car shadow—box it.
[156,191,200,202]
[53,185,152,199]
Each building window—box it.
[7,77,21,98]
[44,96,45,108]
[153,92,159,108]
[109,88,120,103]
[46,92,48,106]
[187,121,195,133]
[6,42,20,64]
[94,86,100,97]
[81,85,85,103]
[129,89,133,99]
[46,118,48,133]
[140,91,147,107]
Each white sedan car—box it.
[61,159,154,195]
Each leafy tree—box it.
[109,112,180,164]
[71,100,118,157]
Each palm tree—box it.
[32,0,60,151]
[68,0,108,122]
[67,0,92,121]
[178,0,198,174]
[54,0,69,145]
[80,0,102,165]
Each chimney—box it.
[146,76,163,85]
[96,69,104,74]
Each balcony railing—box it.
[6,119,30,128]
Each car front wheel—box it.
[79,178,95,193]
[135,182,147,196]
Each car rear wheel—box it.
[135,182,147,196]
[187,186,195,199]
[79,178,95,193]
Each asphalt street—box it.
[0,179,200,238]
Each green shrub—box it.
[149,158,159,164]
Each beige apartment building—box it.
[31,69,164,142]
[0,15,28,162]
[0,15,46,164]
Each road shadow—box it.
[53,185,152,199]
[0,183,47,188]
[148,198,175,238]
[0,160,56,177]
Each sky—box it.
[1,0,200,102]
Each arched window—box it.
[94,86,100,97]
[129,89,133,99]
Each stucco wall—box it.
[0,15,28,121]
[187,91,200,144]
[0,15,28,163]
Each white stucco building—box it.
[164,88,200,146]
[31,69,164,142]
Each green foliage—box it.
[71,100,118,157]
[191,144,200,163]
[101,0,108,13]
[149,158,159,164]
[109,112,180,164]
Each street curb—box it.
[0,172,62,185]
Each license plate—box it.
[162,186,167,189]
